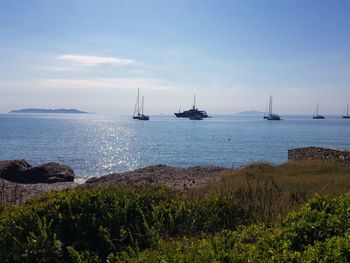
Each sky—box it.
[0,0,350,114]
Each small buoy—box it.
[228,138,231,141]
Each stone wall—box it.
[288,147,350,165]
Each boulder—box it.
[0,160,75,184]
[25,162,75,183]
[0,160,32,182]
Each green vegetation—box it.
[0,161,350,262]
[0,185,247,262]
[114,194,350,262]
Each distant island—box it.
[236,110,265,116]
[9,108,88,114]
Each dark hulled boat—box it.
[313,102,325,119]
[265,95,281,120]
[133,89,150,120]
[175,95,209,118]
[313,115,325,119]
[267,114,281,120]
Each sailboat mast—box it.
[347,103,349,117]
[137,88,140,115]
[141,96,144,115]
[133,97,137,116]
[193,95,196,110]
[269,96,273,116]
[317,102,319,116]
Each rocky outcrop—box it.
[0,160,75,184]
[25,163,75,183]
[0,160,32,182]
[288,147,350,165]
[86,165,229,190]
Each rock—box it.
[0,160,75,184]
[25,162,75,183]
[46,177,67,183]
[288,147,350,165]
[85,176,98,184]
[0,177,78,205]
[85,164,229,191]
[0,160,32,182]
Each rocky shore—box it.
[2,146,349,205]
[86,165,229,189]
[0,160,231,205]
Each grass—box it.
[0,160,350,262]
[192,160,350,197]
[0,180,25,212]
[188,160,350,222]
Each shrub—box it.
[2,161,350,262]
[112,193,350,262]
[0,185,248,262]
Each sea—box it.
[0,113,349,177]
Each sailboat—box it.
[133,88,150,120]
[342,103,350,119]
[313,102,325,119]
[265,95,281,120]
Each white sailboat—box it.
[265,95,281,120]
[313,102,325,119]
[133,88,150,120]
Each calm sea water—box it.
[0,113,349,177]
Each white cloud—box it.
[38,78,175,91]
[57,54,136,66]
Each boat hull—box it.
[133,114,150,120]
[138,115,149,120]
[267,117,281,120]
[313,115,325,119]
[174,110,208,118]
[266,114,281,120]
[189,115,203,120]
[342,116,350,119]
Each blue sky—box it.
[0,0,350,114]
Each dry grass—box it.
[188,160,350,222]
[0,180,25,213]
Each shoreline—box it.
[0,164,232,205]
[2,145,349,206]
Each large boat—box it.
[174,95,209,118]
[313,102,325,119]
[265,95,281,120]
[342,103,350,119]
[133,89,150,120]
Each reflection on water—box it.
[0,114,349,177]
